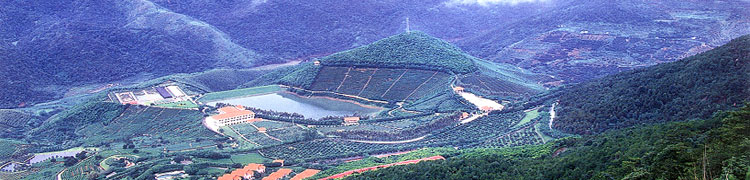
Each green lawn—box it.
[230,153,268,164]
[198,85,282,103]
[198,167,227,175]
[154,100,199,109]
[513,109,539,128]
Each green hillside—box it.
[320,31,479,74]
[555,35,750,134]
[243,62,320,89]
[29,100,126,145]
[247,32,547,104]
[0,109,33,139]
[346,104,750,180]
[28,98,213,149]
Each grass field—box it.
[513,109,540,128]
[198,85,282,103]
[154,100,199,109]
[229,153,268,164]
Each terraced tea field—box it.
[76,105,214,147]
[229,120,313,146]
[458,74,541,98]
[309,66,452,103]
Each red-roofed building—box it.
[262,168,293,180]
[218,163,266,180]
[290,169,320,180]
[243,163,266,173]
[211,105,255,126]
[343,117,360,125]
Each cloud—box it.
[445,0,548,6]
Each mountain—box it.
[320,31,479,74]
[251,32,547,102]
[342,104,750,179]
[0,0,265,108]
[457,0,750,82]
[554,35,750,134]
[5,0,747,108]
[151,0,551,60]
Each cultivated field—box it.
[197,85,282,103]
[76,105,214,149]
[309,66,452,103]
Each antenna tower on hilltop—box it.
[406,17,411,33]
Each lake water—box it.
[207,92,383,119]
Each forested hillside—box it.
[347,105,750,180]
[0,0,264,108]
[29,100,126,145]
[554,35,750,134]
[320,31,478,74]
[152,0,549,61]
[458,0,750,82]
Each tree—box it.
[64,157,78,166]
[86,172,99,180]
[75,151,87,160]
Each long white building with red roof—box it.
[207,105,258,126]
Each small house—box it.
[452,86,465,92]
[343,117,360,125]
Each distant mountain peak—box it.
[320,31,479,74]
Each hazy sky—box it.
[446,0,549,6]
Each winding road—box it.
[549,102,557,129]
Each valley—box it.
[0,31,557,180]
[1,1,749,179]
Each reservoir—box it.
[206,92,383,119]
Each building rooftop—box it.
[242,163,265,172]
[212,105,255,120]
[343,117,360,122]
[262,168,293,180]
[290,169,321,180]
[217,174,241,180]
